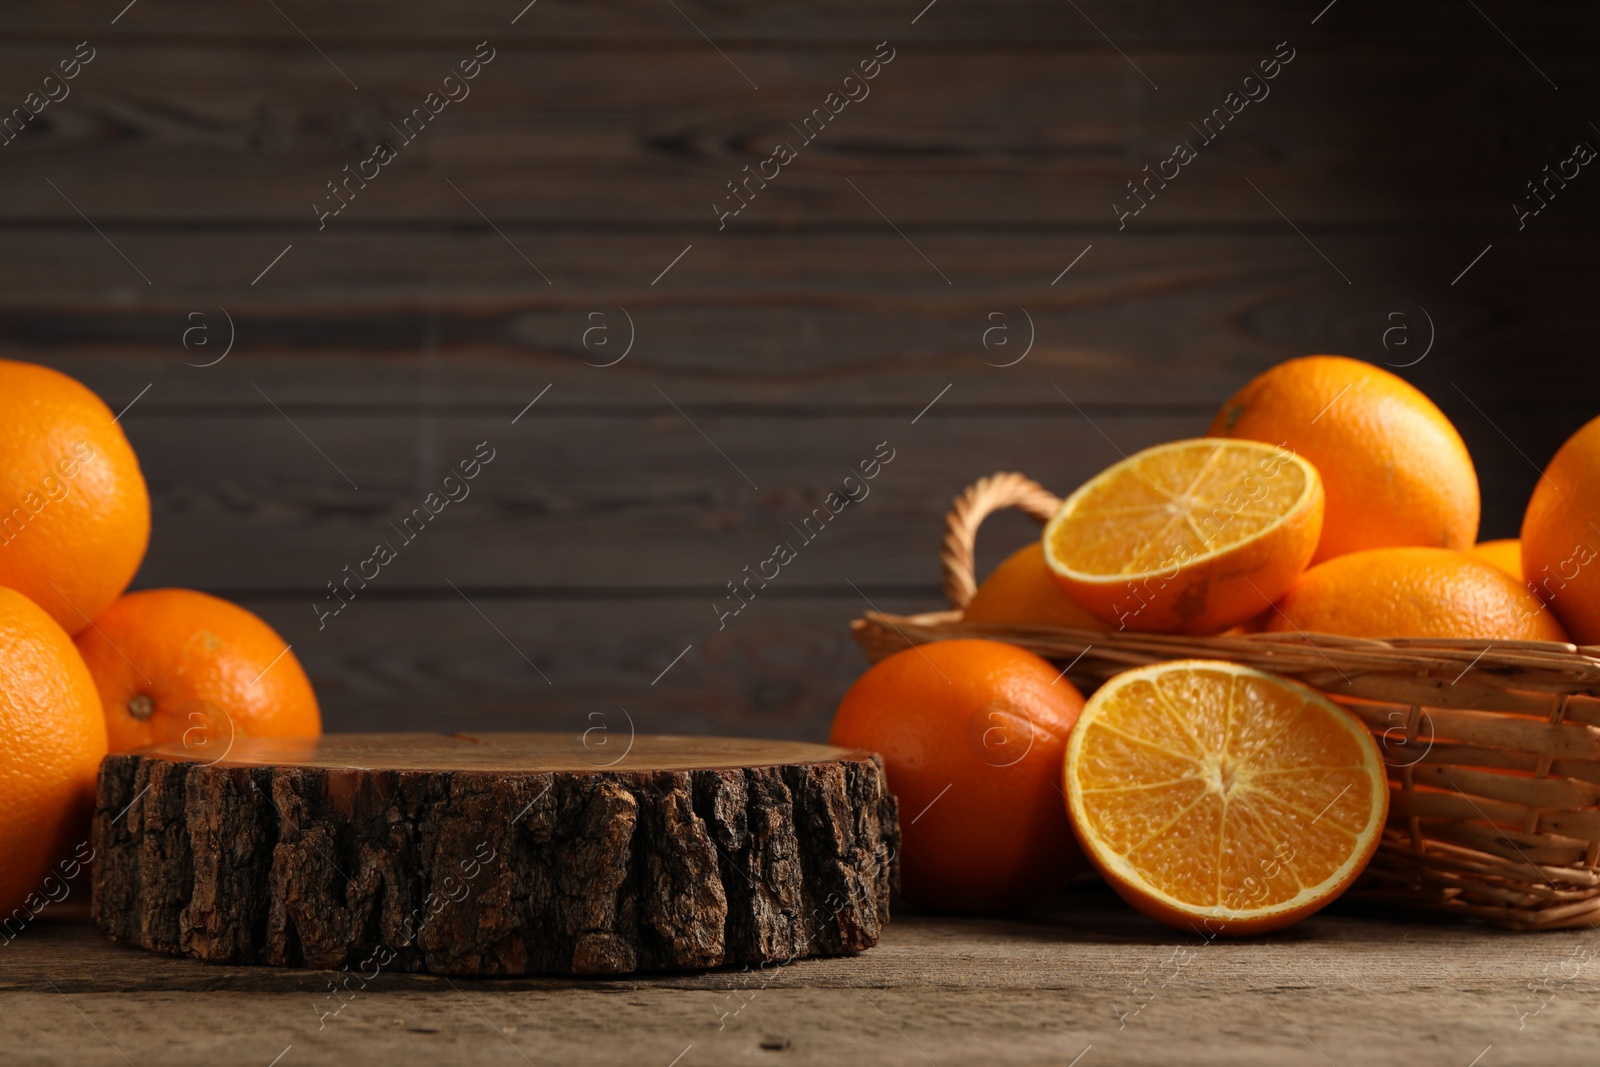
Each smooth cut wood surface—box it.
[124,731,867,771]
[92,733,898,976]
[10,890,1600,1064]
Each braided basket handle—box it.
[940,472,1063,611]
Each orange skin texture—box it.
[0,586,108,914]
[829,639,1086,913]
[75,589,321,753]
[1046,442,1324,635]
[1264,547,1568,642]
[0,360,150,633]
[1209,355,1480,564]
[1470,539,1524,583]
[1522,415,1600,644]
[963,543,1104,630]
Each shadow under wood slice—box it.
[89,733,899,976]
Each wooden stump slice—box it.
[91,733,899,976]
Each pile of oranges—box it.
[834,355,1600,934]
[0,360,320,918]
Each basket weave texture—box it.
[850,472,1600,930]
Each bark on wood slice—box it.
[90,733,898,976]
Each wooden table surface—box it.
[9,890,1598,1065]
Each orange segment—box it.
[1042,439,1324,634]
[1064,660,1388,934]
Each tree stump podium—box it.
[91,733,898,976]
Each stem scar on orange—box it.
[829,639,1086,913]
[1041,439,1323,634]
[74,589,321,753]
[1064,660,1388,935]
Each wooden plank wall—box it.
[3,0,1596,738]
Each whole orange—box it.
[963,542,1103,629]
[1470,539,1524,583]
[1209,355,1479,563]
[0,360,150,633]
[75,589,321,753]
[0,586,108,914]
[829,639,1085,913]
[1522,415,1600,644]
[1263,547,1566,642]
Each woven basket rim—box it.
[855,609,1600,692]
[847,470,1600,930]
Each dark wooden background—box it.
[5,0,1597,740]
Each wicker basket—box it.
[850,472,1600,930]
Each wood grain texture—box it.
[4,224,1588,551]
[9,892,1600,1064]
[91,734,898,975]
[82,405,1584,595]
[235,595,930,737]
[8,0,1595,44]
[1,45,1593,225]
[112,413,1196,589]
[3,231,1595,409]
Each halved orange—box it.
[1064,660,1388,935]
[1042,438,1323,634]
